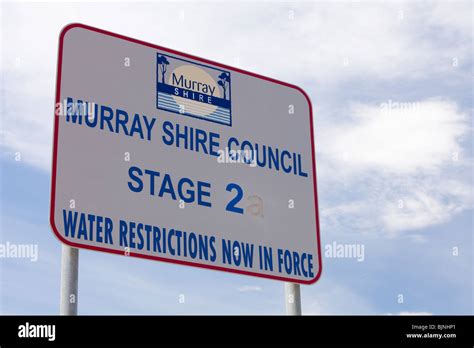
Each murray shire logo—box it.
[156,52,232,126]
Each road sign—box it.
[50,23,322,284]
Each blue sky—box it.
[0,0,472,315]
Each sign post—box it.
[59,245,79,315]
[51,23,322,312]
[284,282,302,315]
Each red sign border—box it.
[50,23,322,285]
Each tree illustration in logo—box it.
[158,55,170,83]
[217,72,230,100]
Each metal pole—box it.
[60,245,79,315]
[284,282,302,315]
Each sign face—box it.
[50,23,322,284]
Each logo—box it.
[156,53,232,126]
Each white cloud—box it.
[319,99,468,174]
[321,174,472,236]
[381,182,471,234]
[428,1,473,35]
[318,98,472,234]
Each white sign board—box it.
[50,24,322,284]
